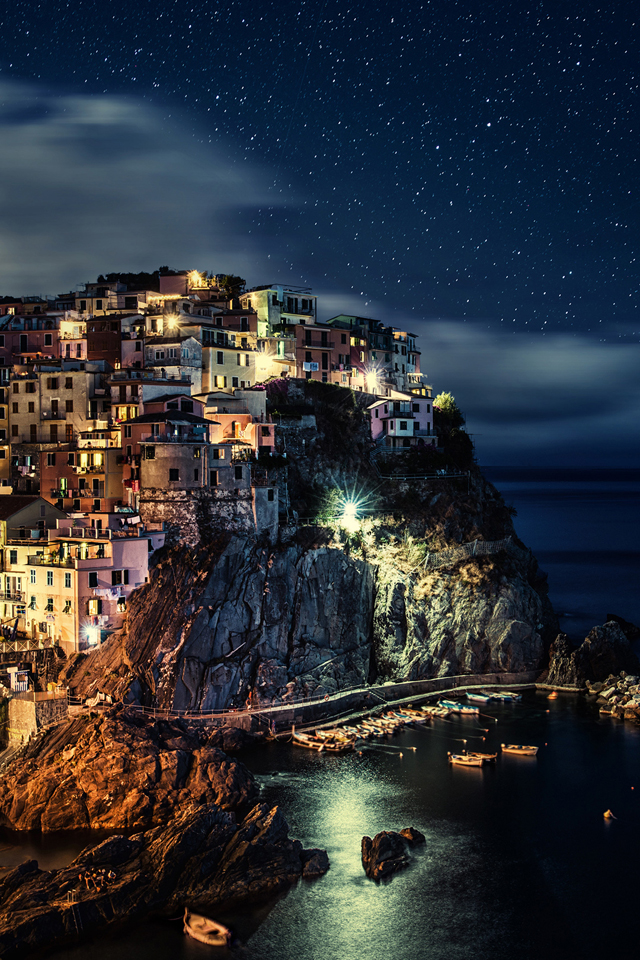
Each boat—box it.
[501,743,538,756]
[448,752,484,767]
[466,692,493,703]
[292,731,326,750]
[467,751,497,762]
[184,909,231,947]
[438,699,480,715]
[547,691,559,700]
[489,691,522,702]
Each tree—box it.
[218,275,246,298]
[433,392,464,428]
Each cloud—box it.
[411,321,640,465]
[0,80,287,293]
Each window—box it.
[217,351,224,365]
[117,597,126,613]
[44,333,53,346]
[79,300,86,311]
[400,421,407,430]
[234,465,243,480]
[46,453,56,466]
[63,601,72,614]
[47,570,54,586]
[111,570,129,586]
[124,425,132,438]
[412,403,419,412]
[68,452,75,465]
[30,569,36,584]
[169,468,179,481]
[232,376,239,388]
[88,598,101,615]
[11,425,18,437]
[145,446,155,460]
[88,571,98,588]
[47,377,59,390]
[65,572,71,589]
[124,296,137,309]
[46,598,54,612]
[27,401,34,413]
[65,377,73,389]
[212,448,224,460]
[12,402,18,414]
[268,489,275,502]
[66,400,73,412]
[193,468,199,481]
[210,470,218,486]
[9,550,17,565]
[193,447,201,459]
[215,376,227,388]
[341,334,347,344]
[29,596,37,610]
[155,350,165,361]
[12,382,18,394]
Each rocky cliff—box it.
[62,471,557,710]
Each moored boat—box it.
[467,751,497,762]
[547,691,559,700]
[501,743,538,756]
[438,699,480,715]
[448,752,484,766]
[184,909,231,947]
[466,692,494,703]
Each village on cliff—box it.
[0,270,438,665]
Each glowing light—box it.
[84,625,100,646]
[188,270,202,287]
[341,498,361,535]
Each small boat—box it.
[547,691,559,700]
[448,752,484,767]
[603,809,617,820]
[184,909,231,947]
[438,700,480,715]
[467,752,497,762]
[466,692,494,703]
[501,743,538,756]
[490,691,522,702]
[292,731,326,750]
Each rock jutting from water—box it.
[361,828,426,880]
[544,621,640,690]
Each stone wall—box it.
[139,486,278,546]
[7,695,68,743]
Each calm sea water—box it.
[26,693,640,960]
[4,469,640,959]
[483,466,640,640]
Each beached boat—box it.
[438,699,480,715]
[501,743,538,756]
[448,752,484,766]
[184,909,231,947]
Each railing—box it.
[40,412,67,420]
[423,537,517,569]
[27,554,75,567]
[0,591,24,602]
[302,339,334,349]
[139,432,208,443]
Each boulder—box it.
[361,830,411,880]
[399,826,426,847]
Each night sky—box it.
[1,0,638,465]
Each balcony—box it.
[140,432,208,443]
[0,591,24,602]
[41,412,67,420]
[302,339,334,349]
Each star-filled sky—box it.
[0,0,638,465]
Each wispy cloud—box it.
[0,80,286,293]
[413,321,640,465]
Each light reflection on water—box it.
[18,693,640,960]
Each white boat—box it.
[467,751,497,762]
[467,692,493,703]
[501,743,538,756]
[438,699,480,715]
[448,752,484,767]
[489,691,522,702]
[184,909,231,947]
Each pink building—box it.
[368,395,435,450]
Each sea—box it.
[2,467,640,960]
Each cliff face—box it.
[64,522,556,710]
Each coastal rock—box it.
[399,826,426,846]
[0,708,258,832]
[0,802,328,959]
[361,830,411,880]
[547,623,640,689]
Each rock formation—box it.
[0,707,259,831]
[586,672,640,721]
[0,802,328,959]
[546,622,640,688]
[60,522,556,711]
[361,828,425,880]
